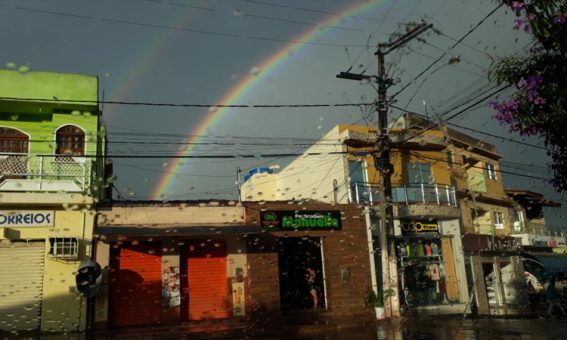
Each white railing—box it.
[349,182,458,207]
[0,153,92,192]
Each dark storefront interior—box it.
[277,237,326,312]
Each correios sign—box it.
[260,211,342,231]
[0,211,54,227]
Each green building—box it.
[0,69,106,334]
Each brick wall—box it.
[245,203,374,325]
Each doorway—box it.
[277,237,326,312]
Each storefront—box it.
[0,205,95,334]
[462,234,527,316]
[394,219,468,313]
[246,203,375,329]
[93,203,254,331]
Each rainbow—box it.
[151,0,388,200]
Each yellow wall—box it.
[1,203,95,333]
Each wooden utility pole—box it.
[338,22,432,318]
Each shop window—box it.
[493,211,504,229]
[486,163,497,180]
[398,237,458,307]
[56,125,85,156]
[49,237,79,259]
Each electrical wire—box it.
[390,2,504,99]
[0,96,373,108]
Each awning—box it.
[521,252,567,280]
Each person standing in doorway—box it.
[306,267,318,309]
[545,278,566,316]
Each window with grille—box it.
[49,237,79,259]
[56,125,85,156]
[0,127,29,153]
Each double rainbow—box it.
[151,0,388,200]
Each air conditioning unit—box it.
[494,223,504,230]
[49,237,79,259]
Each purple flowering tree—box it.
[491,0,567,191]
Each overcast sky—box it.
[2,0,565,230]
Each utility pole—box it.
[338,22,432,318]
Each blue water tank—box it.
[243,167,273,183]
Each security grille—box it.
[49,237,79,259]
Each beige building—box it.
[241,113,530,317]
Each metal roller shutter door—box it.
[0,241,45,332]
[185,240,229,321]
[109,242,162,327]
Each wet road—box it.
[243,316,567,340]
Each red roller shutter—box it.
[184,240,229,320]
[109,242,162,327]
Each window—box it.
[49,237,79,259]
[493,211,504,229]
[447,151,454,168]
[56,125,85,156]
[486,163,497,180]
[0,127,29,153]
[513,209,524,232]
[407,162,432,184]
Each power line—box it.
[0,4,371,48]
[23,151,349,159]
[245,0,381,22]
[406,151,549,181]
[0,96,374,109]
[142,0,216,12]
[392,85,509,145]
[390,3,503,99]
[446,122,549,151]
[243,13,363,32]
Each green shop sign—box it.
[260,211,342,231]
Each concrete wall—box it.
[241,127,348,203]
[97,205,245,226]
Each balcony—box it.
[0,153,92,192]
[349,182,459,218]
[349,182,457,206]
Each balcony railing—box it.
[0,153,92,192]
[349,182,458,207]
[475,224,496,236]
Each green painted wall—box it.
[0,112,99,155]
[0,69,107,199]
[0,69,97,104]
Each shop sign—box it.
[462,234,521,253]
[260,211,341,231]
[401,220,439,235]
[0,210,54,227]
[530,235,565,248]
